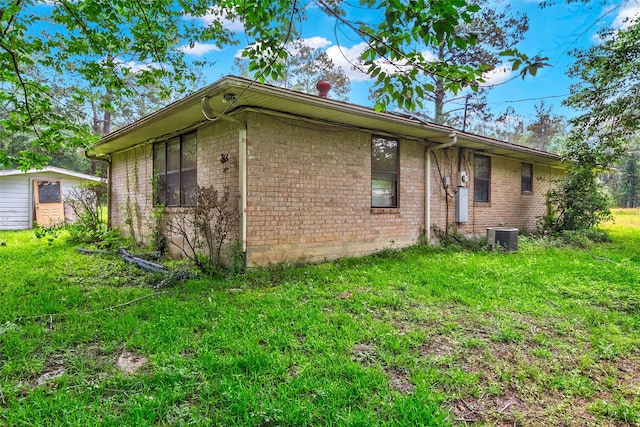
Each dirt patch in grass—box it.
[352,343,380,367]
[402,312,640,426]
[351,343,415,394]
[437,342,640,425]
[336,291,352,300]
[387,368,415,394]
[418,335,458,360]
[608,356,640,388]
[450,393,522,424]
[30,344,112,388]
[116,350,147,375]
[36,365,65,386]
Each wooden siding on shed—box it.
[0,175,31,230]
[0,173,92,230]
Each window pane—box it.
[155,174,166,205]
[181,169,197,206]
[153,142,166,173]
[521,163,533,192]
[166,171,180,206]
[167,137,180,172]
[372,136,398,208]
[182,132,197,170]
[372,173,397,207]
[475,156,489,179]
[38,181,61,203]
[474,180,489,203]
[372,136,398,172]
[474,155,490,202]
[154,133,198,207]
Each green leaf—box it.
[511,59,522,71]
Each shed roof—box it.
[0,166,104,181]
[89,75,564,168]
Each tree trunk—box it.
[433,42,447,124]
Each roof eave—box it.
[89,75,564,167]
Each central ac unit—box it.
[487,227,519,252]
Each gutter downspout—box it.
[84,151,112,227]
[425,132,457,242]
[239,128,247,258]
[201,96,248,266]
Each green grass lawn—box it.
[1,211,640,426]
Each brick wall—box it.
[108,110,563,267]
[244,112,425,266]
[110,145,154,243]
[429,148,564,236]
[109,120,240,258]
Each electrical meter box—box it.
[457,171,469,187]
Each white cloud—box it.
[481,64,513,87]
[326,43,439,82]
[325,42,371,81]
[186,7,245,32]
[613,2,640,29]
[421,51,438,63]
[284,37,333,56]
[236,37,333,59]
[179,42,221,56]
[112,58,161,73]
[300,36,332,50]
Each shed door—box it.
[33,180,65,225]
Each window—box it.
[474,155,490,203]
[153,131,197,206]
[521,163,533,193]
[371,136,399,208]
[37,181,62,203]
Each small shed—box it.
[0,166,104,230]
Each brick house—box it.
[88,76,564,267]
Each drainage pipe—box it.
[425,132,457,242]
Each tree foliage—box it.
[524,101,566,151]
[539,20,640,233]
[369,0,535,126]
[428,0,529,125]
[1,0,233,170]
[491,106,525,143]
[541,166,611,233]
[564,21,640,169]
[234,39,351,101]
[617,153,640,207]
[606,138,640,208]
[2,0,538,169]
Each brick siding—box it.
[429,149,563,236]
[244,112,425,266]
[110,145,154,244]
[108,110,563,267]
[109,120,240,258]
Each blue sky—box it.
[481,0,639,119]
[178,0,640,125]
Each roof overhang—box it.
[89,75,564,168]
[0,166,104,181]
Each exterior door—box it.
[33,180,65,225]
